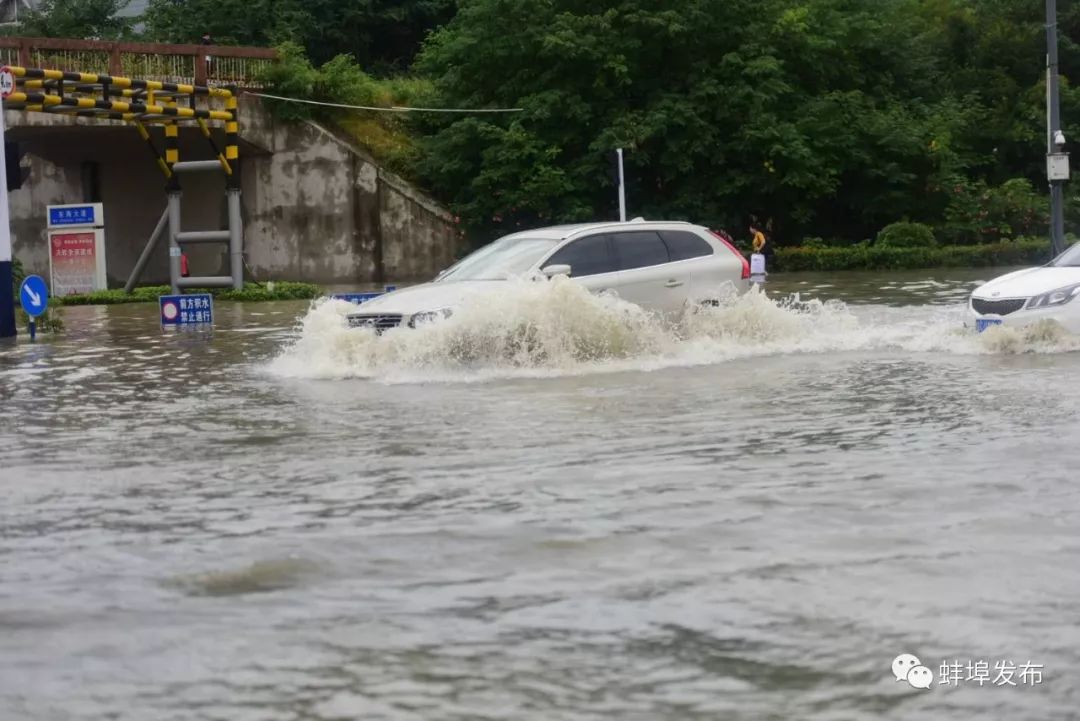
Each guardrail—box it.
[0,37,277,87]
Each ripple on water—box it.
[164,557,322,597]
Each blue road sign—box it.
[331,286,397,304]
[19,275,49,318]
[48,205,97,226]
[160,293,213,326]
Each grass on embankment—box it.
[770,238,1052,272]
[55,282,323,306]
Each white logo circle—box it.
[0,68,15,99]
[162,301,179,320]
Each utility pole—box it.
[616,148,626,222]
[1046,0,1069,257]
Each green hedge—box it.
[772,238,1052,272]
[876,221,937,248]
[55,282,323,306]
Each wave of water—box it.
[266,278,1080,382]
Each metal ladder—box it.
[122,89,242,295]
[167,160,242,292]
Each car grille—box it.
[971,297,1026,316]
[347,314,403,331]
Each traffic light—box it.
[5,141,28,191]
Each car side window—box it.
[612,231,670,270]
[661,230,714,261]
[544,234,617,277]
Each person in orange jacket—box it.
[750,224,767,254]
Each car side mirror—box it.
[542,264,572,278]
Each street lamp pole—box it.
[1046,0,1068,257]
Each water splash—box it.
[267,279,1080,383]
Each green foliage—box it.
[16,306,64,333]
[396,0,1078,246]
[215,282,323,302]
[940,177,1049,244]
[143,0,454,72]
[55,282,322,306]
[8,0,134,40]
[775,238,1052,272]
[11,257,24,292]
[257,42,319,122]
[876,222,937,248]
[142,0,297,49]
[412,0,966,241]
[257,46,424,176]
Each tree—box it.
[142,0,455,72]
[413,0,957,243]
[15,0,133,40]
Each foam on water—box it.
[266,278,1080,383]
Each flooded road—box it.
[2,267,1079,721]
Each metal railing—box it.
[0,37,277,87]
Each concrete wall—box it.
[4,96,463,288]
[237,96,463,285]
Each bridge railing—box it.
[0,37,277,87]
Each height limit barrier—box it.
[0,63,244,304]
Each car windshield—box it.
[436,236,560,281]
[1052,242,1080,267]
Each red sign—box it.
[50,232,98,295]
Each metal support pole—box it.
[0,101,16,339]
[617,148,626,222]
[1047,0,1067,256]
[225,89,242,290]
[167,192,182,294]
[124,206,168,293]
[227,188,242,290]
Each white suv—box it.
[346,219,751,331]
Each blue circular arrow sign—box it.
[19,275,49,318]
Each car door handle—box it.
[664,280,684,288]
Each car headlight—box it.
[408,308,453,327]
[1027,283,1080,309]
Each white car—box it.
[969,244,1080,333]
[346,219,751,331]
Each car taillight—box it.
[709,230,750,279]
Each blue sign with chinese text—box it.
[160,293,213,326]
[47,205,98,227]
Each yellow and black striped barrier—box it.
[7,66,233,99]
[0,63,240,189]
